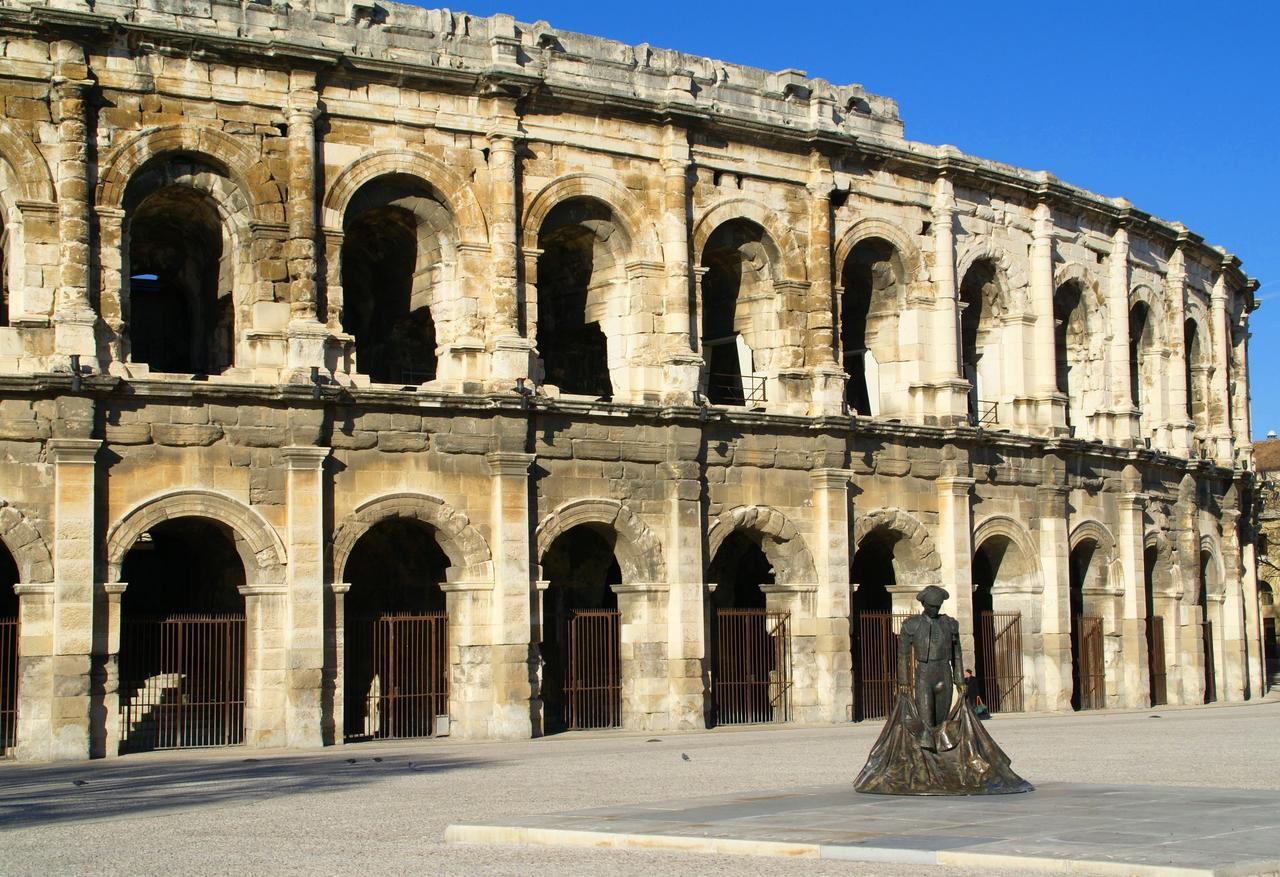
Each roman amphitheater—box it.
[0,0,1264,762]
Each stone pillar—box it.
[13,583,53,761]
[1239,520,1264,699]
[1036,458,1072,711]
[762,582,820,722]
[658,125,701,402]
[1231,315,1253,463]
[1218,509,1247,701]
[486,450,534,738]
[1116,471,1150,707]
[48,437,100,759]
[1165,244,1192,456]
[810,467,853,722]
[96,581,126,757]
[614,582,670,730]
[925,175,968,424]
[51,41,97,361]
[661,450,706,729]
[281,446,328,747]
[1031,202,1066,433]
[808,155,844,415]
[486,99,537,387]
[284,77,329,372]
[937,462,975,668]
[1210,271,1234,463]
[1174,474,1203,705]
[328,582,349,743]
[242,586,287,747]
[1106,223,1136,444]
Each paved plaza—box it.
[2,700,1279,876]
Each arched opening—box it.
[538,525,620,732]
[959,259,1004,425]
[0,543,17,756]
[1068,540,1106,711]
[117,518,246,752]
[126,184,232,375]
[701,219,773,406]
[343,517,449,742]
[840,239,903,416]
[1198,550,1218,703]
[706,531,791,726]
[1129,301,1159,440]
[537,198,624,399]
[1144,545,1168,705]
[0,213,9,325]
[1185,318,1210,437]
[1054,280,1087,428]
[971,536,1030,714]
[341,175,450,385]
[850,530,896,721]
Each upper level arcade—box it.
[0,0,1259,467]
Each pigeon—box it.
[346,758,357,764]
[681,753,691,762]
[373,757,383,763]
[72,779,87,786]
[646,738,661,743]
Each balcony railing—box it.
[971,399,998,427]
[706,372,767,407]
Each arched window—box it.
[1184,317,1211,436]
[1053,281,1086,425]
[959,259,1004,424]
[1128,300,1160,440]
[840,239,904,416]
[701,219,774,406]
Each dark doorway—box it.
[850,532,896,721]
[840,239,900,415]
[539,525,620,733]
[1199,551,1217,704]
[701,220,770,406]
[1144,545,1167,705]
[118,518,246,752]
[344,518,449,742]
[0,544,17,755]
[1069,541,1105,711]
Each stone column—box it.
[1239,518,1264,698]
[1036,458,1072,711]
[1116,471,1150,707]
[328,582,349,743]
[1031,202,1066,433]
[937,461,975,668]
[96,581,126,757]
[486,99,537,387]
[761,582,820,722]
[808,155,844,415]
[48,436,100,759]
[242,586,287,747]
[926,175,968,424]
[1218,508,1247,702]
[810,467,853,722]
[1210,271,1234,463]
[281,446,329,747]
[1165,244,1192,456]
[1231,314,1253,462]
[51,41,97,361]
[614,582,670,730]
[284,79,332,376]
[1106,222,1136,444]
[661,451,706,730]
[1174,474,1203,705]
[659,125,701,403]
[486,450,535,738]
[12,584,53,761]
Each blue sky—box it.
[439,1,1279,438]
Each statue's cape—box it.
[853,691,1033,796]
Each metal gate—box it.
[1147,616,1167,706]
[712,608,792,726]
[1075,614,1105,711]
[566,608,620,730]
[350,612,449,741]
[118,615,245,752]
[1,617,16,756]
[977,611,1025,714]
[855,612,912,721]
[1202,620,1217,703]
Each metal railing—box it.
[972,399,998,426]
[566,609,621,730]
[977,611,1024,714]
[0,617,15,756]
[855,612,913,721]
[347,612,449,741]
[1074,614,1105,710]
[712,609,792,726]
[118,615,245,753]
[706,372,767,407]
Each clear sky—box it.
[428,0,1279,438]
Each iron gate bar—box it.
[358,612,448,742]
[566,609,620,730]
[0,616,15,756]
[855,612,913,721]
[712,608,792,726]
[1148,616,1167,706]
[1075,614,1105,711]
[1202,620,1217,704]
[118,614,246,753]
[978,611,1025,714]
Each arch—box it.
[706,505,818,586]
[0,502,54,585]
[1127,284,1167,345]
[955,240,1029,312]
[851,507,942,586]
[972,514,1044,593]
[323,149,489,244]
[1053,262,1106,313]
[535,498,665,585]
[834,217,926,285]
[96,125,282,219]
[332,492,493,584]
[106,490,286,585]
[1198,534,1226,598]
[0,119,55,203]
[692,197,806,282]
[1069,519,1118,558]
[522,173,663,264]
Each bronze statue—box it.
[854,585,1033,796]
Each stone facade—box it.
[0,0,1265,761]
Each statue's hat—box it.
[916,585,949,607]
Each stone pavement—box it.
[447,782,1280,876]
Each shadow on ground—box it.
[0,750,486,828]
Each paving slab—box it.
[446,782,1280,876]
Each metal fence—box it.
[566,609,621,730]
[712,608,792,726]
[0,617,15,756]
[1202,620,1217,704]
[1148,616,1167,706]
[706,372,767,407]
[347,612,449,741]
[854,612,913,721]
[1075,614,1105,710]
[977,611,1025,714]
[118,615,245,752]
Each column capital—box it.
[47,437,100,464]
[12,583,54,597]
[810,467,853,489]
[486,451,534,477]
[280,445,330,469]
[96,581,128,597]
[937,475,975,496]
[328,582,351,594]
[1118,492,1147,512]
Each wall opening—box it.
[850,531,895,721]
[1068,540,1106,711]
[0,215,9,326]
[701,219,772,406]
[1198,550,1218,704]
[840,239,902,416]
[959,259,1003,423]
[0,543,17,756]
[1053,280,1086,427]
[1143,545,1167,706]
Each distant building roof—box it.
[1255,438,1280,473]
